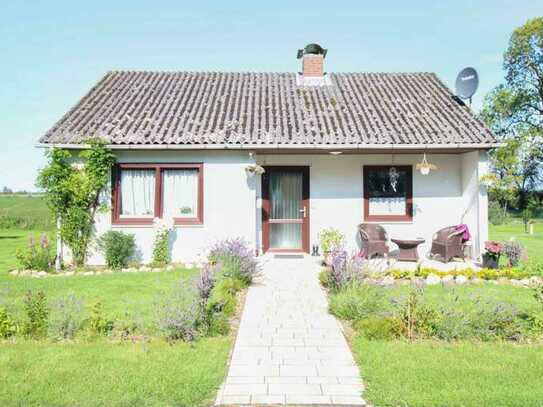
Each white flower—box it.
[153,217,174,233]
[71,162,85,171]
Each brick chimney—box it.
[302,54,324,77]
[297,43,327,79]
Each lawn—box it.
[0,195,54,230]
[0,229,233,407]
[353,338,543,407]
[489,221,543,263]
[0,338,230,407]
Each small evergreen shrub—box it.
[15,234,55,272]
[48,293,85,340]
[354,316,401,340]
[151,218,173,267]
[23,290,49,338]
[87,302,114,335]
[0,307,17,338]
[97,230,136,270]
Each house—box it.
[38,44,499,265]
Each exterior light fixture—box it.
[416,153,437,175]
[329,151,342,155]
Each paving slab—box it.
[215,255,365,405]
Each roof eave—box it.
[35,142,504,151]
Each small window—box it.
[112,164,203,225]
[120,169,156,217]
[363,166,413,221]
[162,169,199,219]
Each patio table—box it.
[391,238,425,261]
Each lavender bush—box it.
[503,240,524,267]
[329,250,372,290]
[48,293,85,340]
[208,238,259,285]
[157,282,201,342]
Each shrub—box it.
[113,313,144,340]
[0,307,17,339]
[208,238,258,285]
[156,282,201,341]
[319,268,331,287]
[318,228,345,252]
[503,240,524,267]
[23,290,49,338]
[207,277,242,317]
[329,251,373,290]
[87,302,114,335]
[151,218,173,266]
[48,294,85,340]
[354,316,401,340]
[329,283,388,322]
[97,230,136,270]
[15,234,55,272]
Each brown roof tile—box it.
[40,71,496,146]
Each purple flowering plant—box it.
[208,238,259,285]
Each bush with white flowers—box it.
[152,218,174,266]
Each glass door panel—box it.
[269,171,303,249]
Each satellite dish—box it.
[455,67,479,101]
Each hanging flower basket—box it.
[245,164,265,176]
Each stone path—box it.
[215,254,365,406]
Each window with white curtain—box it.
[120,169,155,217]
[162,169,198,218]
[113,164,203,225]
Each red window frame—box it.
[112,163,204,226]
[363,165,413,222]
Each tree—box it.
[36,140,116,267]
[480,17,543,219]
[1,186,13,194]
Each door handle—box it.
[299,206,307,218]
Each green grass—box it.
[0,338,231,407]
[489,222,543,263]
[0,229,232,406]
[353,338,543,407]
[0,195,54,230]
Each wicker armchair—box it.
[358,223,389,259]
[430,226,465,262]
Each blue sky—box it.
[1,1,541,191]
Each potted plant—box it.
[318,228,345,266]
[482,241,503,269]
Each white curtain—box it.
[120,169,155,216]
[368,197,406,216]
[162,169,198,218]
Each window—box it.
[363,165,412,221]
[112,163,203,225]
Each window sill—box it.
[364,219,414,225]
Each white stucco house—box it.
[38,44,499,265]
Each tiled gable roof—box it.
[40,71,496,147]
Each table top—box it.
[391,238,425,245]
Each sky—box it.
[1,0,541,191]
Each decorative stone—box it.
[497,277,509,285]
[441,275,454,284]
[381,276,395,286]
[166,265,174,271]
[104,269,113,274]
[121,268,130,273]
[140,266,151,272]
[425,274,441,285]
[472,278,485,284]
[9,270,19,276]
[82,271,94,276]
[529,276,543,286]
[151,268,162,273]
[185,263,194,269]
[510,279,523,287]
[37,271,48,277]
[455,275,468,285]
[65,271,75,276]
[519,279,530,287]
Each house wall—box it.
[86,150,257,265]
[83,150,488,266]
[257,152,488,258]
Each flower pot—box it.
[482,253,499,269]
